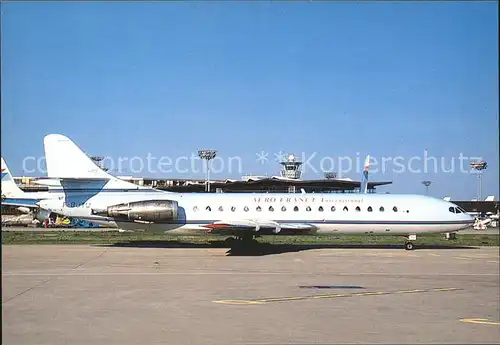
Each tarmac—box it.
[2,244,499,344]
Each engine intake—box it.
[92,200,179,223]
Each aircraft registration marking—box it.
[213,287,461,305]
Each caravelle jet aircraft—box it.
[38,134,474,250]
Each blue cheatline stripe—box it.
[72,215,475,226]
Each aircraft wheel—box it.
[224,237,237,247]
[404,241,415,251]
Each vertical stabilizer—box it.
[1,158,27,198]
[43,134,154,191]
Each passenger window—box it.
[393,206,398,212]
[269,206,274,212]
[379,206,384,212]
[218,206,223,212]
[294,206,299,212]
[231,206,236,212]
[355,206,361,212]
[343,206,348,212]
[256,206,262,212]
[206,206,211,211]
[449,207,455,213]
[331,206,336,212]
[193,206,198,212]
[244,206,249,212]
[306,206,311,212]
[318,206,324,212]
[367,206,373,212]
[281,206,287,212]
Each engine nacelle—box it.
[92,200,179,223]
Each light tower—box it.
[470,160,487,201]
[421,180,432,195]
[198,149,217,192]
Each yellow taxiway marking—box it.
[460,318,500,326]
[213,287,461,305]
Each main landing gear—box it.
[224,235,259,248]
[404,234,417,250]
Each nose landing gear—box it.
[404,241,415,251]
[404,234,417,250]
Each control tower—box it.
[280,154,303,179]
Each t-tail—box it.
[360,155,370,194]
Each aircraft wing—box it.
[202,220,316,235]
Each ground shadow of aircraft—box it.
[98,240,478,257]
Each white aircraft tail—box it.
[485,195,495,201]
[443,196,451,202]
[1,158,27,198]
[43,134,144,190]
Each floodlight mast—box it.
[470,160,487,203]
[421,180,432,195]
[198,149,217,192]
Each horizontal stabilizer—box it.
[1,198,40,208]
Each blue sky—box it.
[1,1,498,199]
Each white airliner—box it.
[38,134,474,250]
